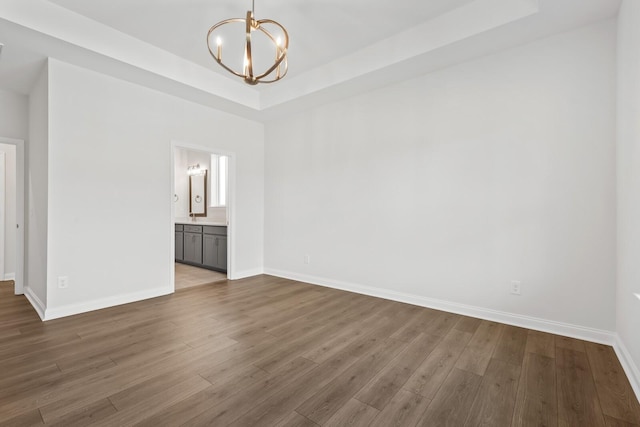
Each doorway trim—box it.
[0,151,5,280]
[0,137,25,295]
[170,140,237,290]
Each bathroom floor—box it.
[174,263,227,290]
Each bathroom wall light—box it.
[187,164,206,175]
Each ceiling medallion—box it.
[207,0,289,85]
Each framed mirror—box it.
[189,171,207,217]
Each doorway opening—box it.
[0,137,25,296]
[171,142,234,291]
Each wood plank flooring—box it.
[0,276,639,426]
[174,263,227,290]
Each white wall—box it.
[0,143,17,279]
[44,59,263,317]
[616,0,640,398]
[0,90,28,282]
[27,63,49,309]
[264,20,617,334]
[0,89,29,140]
[174,147,189,219]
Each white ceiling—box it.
[0,0,622,120]
[47,0,475,80]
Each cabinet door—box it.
[183,232,202,264]
[202,234,217,268]
[216,236,227,271]
[175,231,184,261]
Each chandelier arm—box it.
[254,57,288,83]
[207,19,254,79]
[245,11,254,82]
[254,69,288,83]
[251,23,289,81]
[279,58,289,78]
[207,17,246,42]
[206,18,245,63]
[214,57,251,79]
[256,19,289,50]
[252,57,288,81]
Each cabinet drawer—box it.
[203,226,227,236]
[183,225,202,233]
[175,224,184,231]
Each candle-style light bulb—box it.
[216,37,222,60]
[275,37,282,59]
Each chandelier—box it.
[206,0,289,85]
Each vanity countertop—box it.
[176,221,227,227]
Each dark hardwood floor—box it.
[0,276,639,426]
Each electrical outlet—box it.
[510,280,521,295]
[58,276,69,289]
[304,254,310,265]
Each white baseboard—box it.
[3,273,15,281]
[614,334,640,404]
[231,268,263,280]
[264,268,616,345]
[43,286,174,321]
[23,286,45,320]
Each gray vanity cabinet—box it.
[175,225,184,261]
[183,225,203,264]
[175,224,227,273]
[203,226,227,272]
[217,236,227,270]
